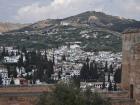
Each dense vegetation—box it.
[36,83,111,105]
[1,25,122,52]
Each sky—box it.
[0,0,140,23]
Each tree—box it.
[109,64,113,74]
[80,63,87,81]
[10,51,15,56]
[53,54,55,65]
[36,83,111,105]
[1,46,6,57]
[44,49,48,61]
[114,83,117,91]
[5,50,9,56]
[72,75,80,88]
[62,54,66,61]
[108,73,110,82]
[13,69,17,78]
[108,82,113,91]
[114,67,122,83]
[10,78,15,85]
[86,57,90,63]
[93,62,98,80]
[18,54,24,68]
[104,61,108,72]
[102,81,106,89]
[0,75,3,85]
[22,46,27,54]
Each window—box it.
[130,84,134,99]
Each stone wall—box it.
[0,96,37,105]
[0,85,54,105]
[0,85,136,105]
[122,29,140,105]
[0,85,54,93]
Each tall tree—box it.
[0,75,3,85]
[104,61,108,72]
[44,49,48,61]
[22,46,27,54]
[109,64,113,74]
[93,62,98,80]
[18,54,24,68]
[108,82,113,91]
[1,46,6,57]
[114,67,122,83]
[10,78,15,85]
[62,54,66,61]
[102,80,106,89]
[114,83,117,91]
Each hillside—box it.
[0,22,28,33]
[15,11,140,33]
[63,11,140,32]
[1,11,140,52]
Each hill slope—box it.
[0,22,28,33]
[1,11,140,52]
[15,11,140,32]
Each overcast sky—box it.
[0,0,140,23]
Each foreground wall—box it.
[0,96,37,105]
[0,85,54,105]
[0,85,136,105]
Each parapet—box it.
[122,28,140,34]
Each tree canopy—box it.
[36,83,111,105]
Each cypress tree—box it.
[109,64,113,74]
[0,75,3,85]
[114,83,117,91]
[108,81,113,91]
[104,61,108,72]
[10,78,15,85]
[114,68,122,83]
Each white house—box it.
[0,65,11,86]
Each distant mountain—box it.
[15,11,140,32]
[0,22,28,33]
[1,11,140,52]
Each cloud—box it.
[14,0,140,23]
[14,0,104,23]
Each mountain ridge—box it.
[11,11,140,33]
[1,11,140,52]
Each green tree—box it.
[102,81,106,89]
[109,64,113,74]
[62,54,66,61]
[114,67,122,83]
[104,61,108,72]
[0,75,3,85]
[36,83,111,105]
[108,82,113,91]
[114,83,117,91]
[10,78,15,85]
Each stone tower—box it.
[122,29,140,104]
